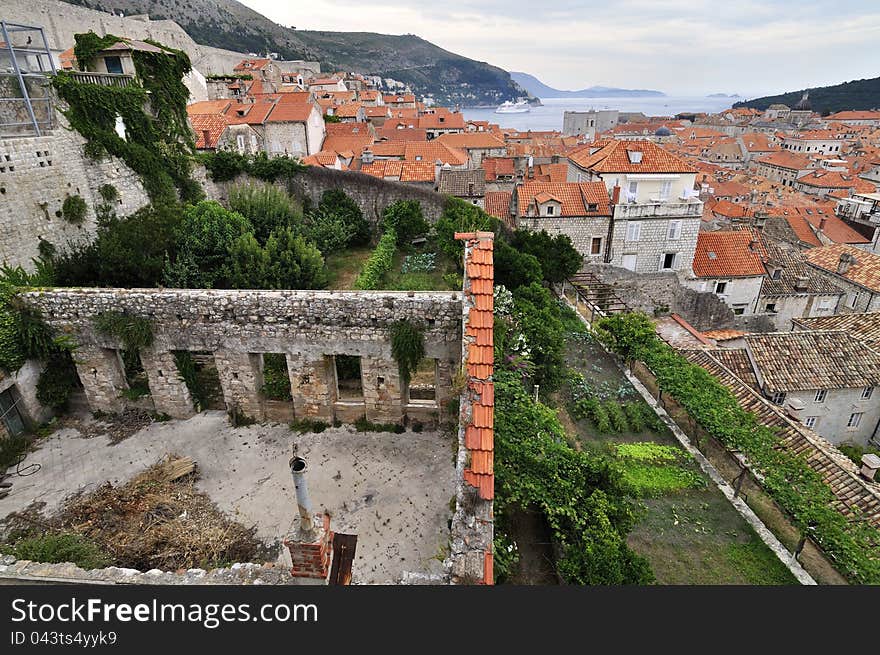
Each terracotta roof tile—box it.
[805,244,880,291]
[470,451,494,474]
[692,229,767,278]
[484,191,512,221]
[468,344,494,365]
[469,307,493,328]
[569,139,696,174]
[517,181,611,217]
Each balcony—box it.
[613,200,703,219]
[66,71,135,88]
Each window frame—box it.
[667,219,683,240]
[814,389,827,403]
[861,386,874,400]
[804,416,817,429]
[847,412,863,428]
[770,390,787,405]
[590,237,602,256]
[625,221,642,242]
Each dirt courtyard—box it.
[0,412,457,584]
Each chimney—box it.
[362,148,374,165]
[860,454,880,481]
[793,275,809,292]
[611,185,621,205]
[282,456,333,581]
[201,129,211,148]
[748,239,760,253]
[837,252,855,275]
[819,216,827,232]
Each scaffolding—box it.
[1,21,56,138]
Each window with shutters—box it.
[626,221,642,242]
[667,219,682,240]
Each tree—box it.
[434,198,497,265]
[303,206,356,254]
[594,312,657,365]
[511,229,583,284]
[511,283,566,388]
[163,201,252,288]
[263,227,326,289]
[316,188,370,246]
[494,240,542,290]
[54,203,182,288]
[382,200,429,245]
[227,182,303,244]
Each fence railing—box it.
[613,201,703,219]
[560,272,630,326]
[66,71,135,88]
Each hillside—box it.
[734,76,880,114]
[511,72,664,98]
[63,0,530,106]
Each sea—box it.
[461,96,740,132]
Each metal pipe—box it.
[289,456,314,534]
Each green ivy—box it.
[353,228,397,290]
[93,312,153,351]
[493,368,654,584]
[597,311,880,584]
[200,151,305,183]
[172,351,208,412]
[390,319,425,386]
[53,33,200,205]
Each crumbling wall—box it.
[203,166,449,226]
[587,264,735,330]
[22,288,462,425]
[0,115,149,270]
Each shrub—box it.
[622,401,646,433]
[434,198,498,265]
[61,195,88,225]
[354,416,405,433]
[353,229,397,290]
[604,401,629,432]
[93,312,153,351]
[510,229,583,284]
[228,183,302,244]
[98,184,119,203]
[316,188,370,246]
[590,402,612,434]
[303,206,357,254]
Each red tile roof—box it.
[805,245,880,291]
[517,181,611,217]
[419,111,466,131]
[692,229,767,278]
[187,100,232,116]
[234,58,271,72]
[224,101,275,126]
[360,160,436,182]
[782,214,823,247]
[568,139,696,174]
[189,113,228,149]
[484,191,512,220]
[436,132,505,149]
[404,142,468,166]
[266,102,315,123]
[323,134,375,156]
[483,157,516,180]
[756,151,815,171]
[455,230,495,507]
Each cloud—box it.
[242,0,880,95]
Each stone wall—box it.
[1,0,251,76]
[289,168,449,225]
[22,288,463,425]
[0,116,149,270]
[588,264,778,332]
[588,264,734,330]
[203,166,450,227]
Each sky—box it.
[240,0,880,98]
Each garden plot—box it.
[562,331,797,585]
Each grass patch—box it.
[290,417,330,434]
[614,442,681,463]
[354,416,405,433]
[324,245,374,290]
[618,461,706,497]
[725,541,798,585]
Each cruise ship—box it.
[495,99,531,114]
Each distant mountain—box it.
[734,77,880,114]
[707,93,740,98]
[61,0,531,106]
[511,72,665,98]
